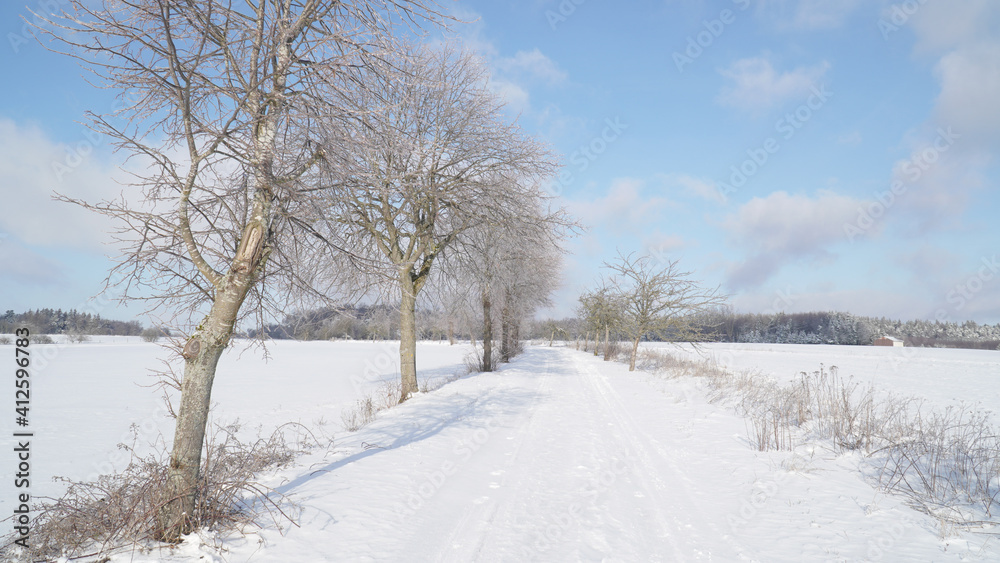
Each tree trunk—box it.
[630,337,640,371]
[583,331,590,353]
[603,324,611,361]
[500,299,510,363]
[549,330,554,347]
[593,326,601,356]
[157,223,266,541]
[482,290,493,372]
[398,275,419,402]
[447,318,455,345]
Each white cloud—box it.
[724,190,863,254]
[838,131,862,146]
[907,0,1000,52]
[716,56,830,112]
[730,287,921,320]
[882,2,1000,233]
[568,178,677,236]
[443,7,567,116]
[0,118,124,251]
[659,173,726,204]
[489,79,532,115]
[722,190,869,288]
[497,49,568,85]
[758,0,863,30]
[790,0,862,29]
[0,238,67,286]
[933,43,1000,144]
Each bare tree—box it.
[317,42,558,399]
[497,239,563,362]
[452,198,573,370]
[603,252,726,371]
[40,0,448,541]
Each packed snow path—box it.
[168,344,992,561]
[239,345,751,562]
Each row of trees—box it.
[538,309,1000,351]
[577,252,725,370]
[46,0,570,541]
[694,309,1000,348]
[0,309,142,336]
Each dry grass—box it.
[464,344,499,374]
[0,422,322,562]
[341,380,403,432]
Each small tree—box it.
[578,285,621,359]
[604,252,726,371]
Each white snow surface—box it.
[653,342,1000,412]
[4,339,999,561]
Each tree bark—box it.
[603,324,611,361]
[482,289,493,371]
[447,318,455,345]
[500,298,510,363]
[630,337,640,371]
[398,274,419,402]
[158,219,266,541]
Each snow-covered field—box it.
[1,338,472,519]
[653,342,1000,413]
[4,338,1000,561]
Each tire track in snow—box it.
[430,347,690,561]
[415,354,556,562]
[569,348,751,560]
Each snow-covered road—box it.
[176,345,994,562]
[18,339,995,561]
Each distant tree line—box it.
[531,309,1000,351]
[248,305,415,342]
[692,310,1000,349]
[0,309,142,336]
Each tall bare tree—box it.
[40,0,448,540]
[317,42,558,399]
[603,252,726,371]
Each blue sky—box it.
[2,0,999,325]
